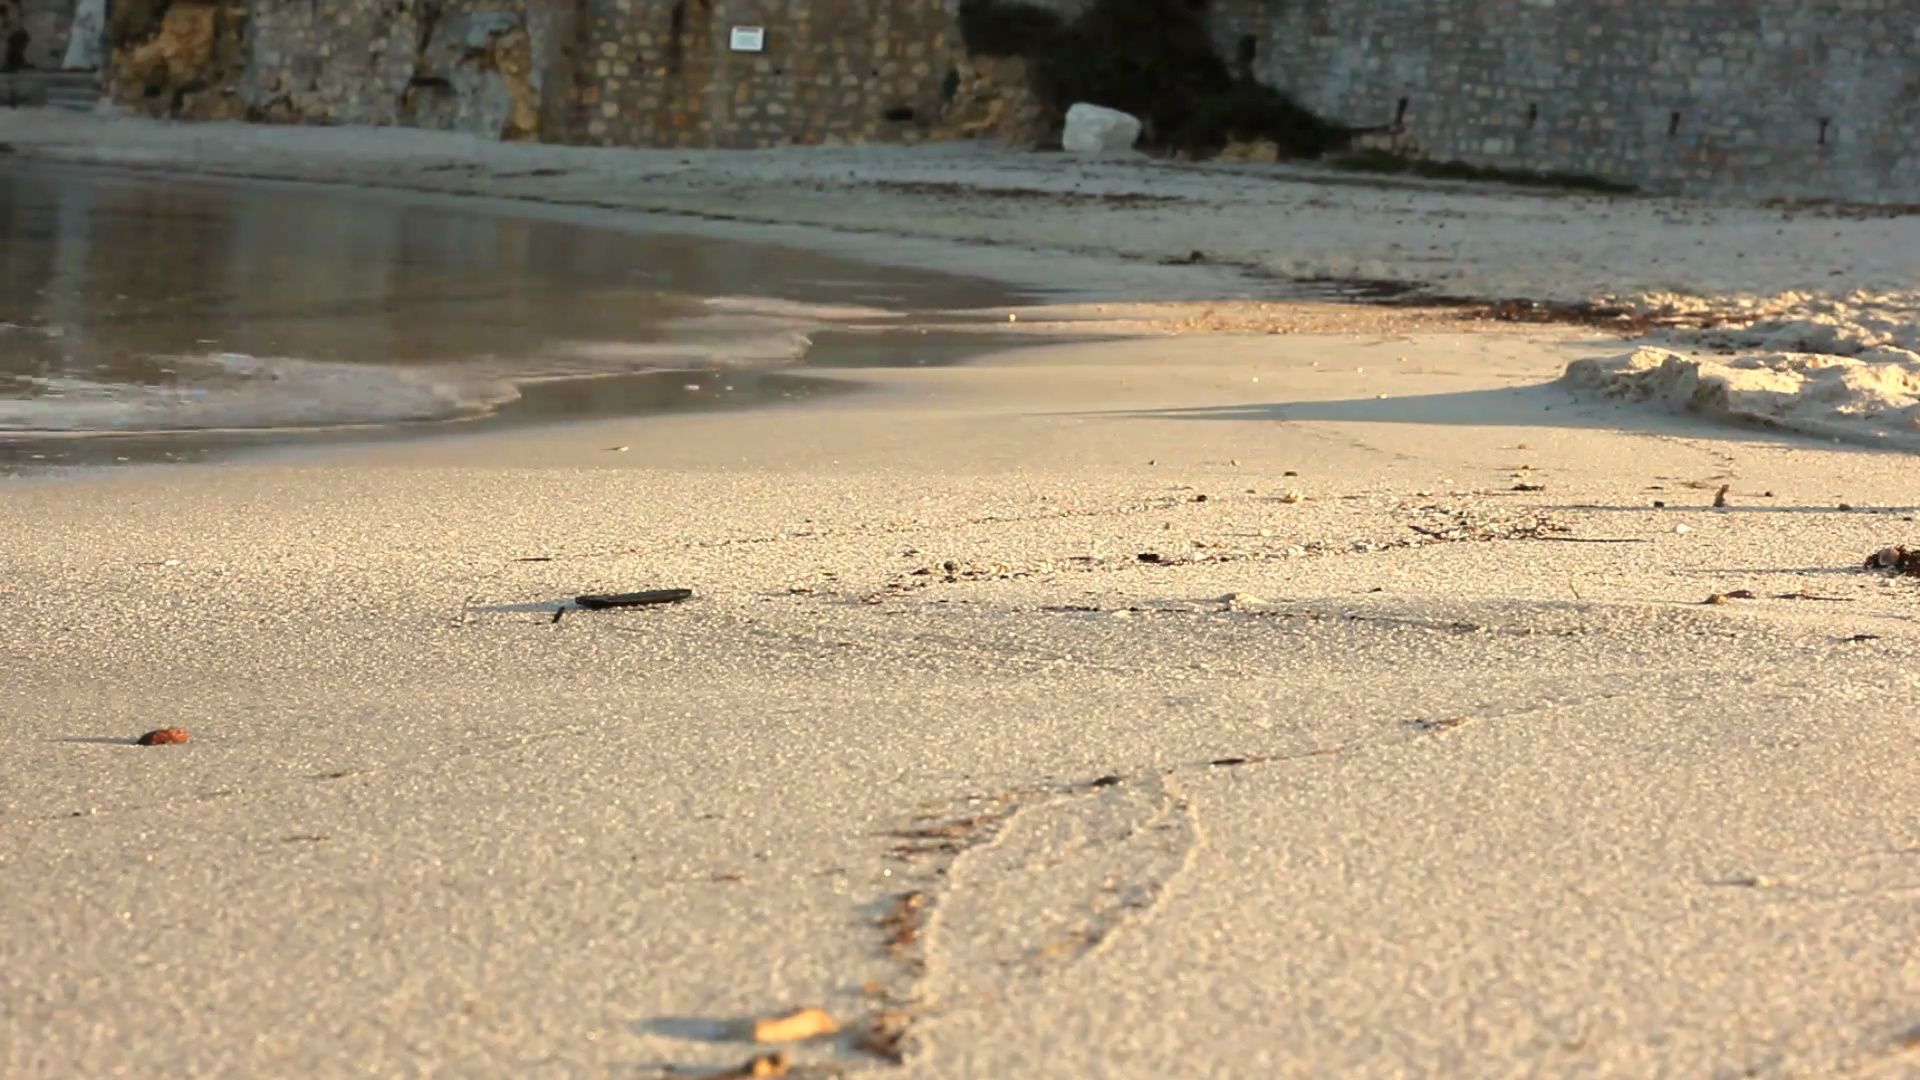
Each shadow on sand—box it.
[1064,381,1912,453]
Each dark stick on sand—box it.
[574,589,694,610]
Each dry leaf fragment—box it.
[136,728,190,745]
[752,1007,839,1044]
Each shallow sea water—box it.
[0,162,1033,470]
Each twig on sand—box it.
[576,588,694,609]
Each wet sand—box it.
[3,114,1919,1079]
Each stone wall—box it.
[224,0,562,137]
[572,0,957,148]
[174,0,978,146]
[1209,0,1920,202]
[77,0,1920,203]
[6,0,75,70]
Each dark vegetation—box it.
[957,0,1362,158]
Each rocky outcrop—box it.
[933,53,1050,146]
[233,1,562,140]
[109,1,247,119]
[400,12,539,140]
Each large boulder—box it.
[1061,102,1141,154]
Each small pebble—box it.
[1674,524,1693,534]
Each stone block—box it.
[1061,102,1141,153]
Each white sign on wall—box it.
[729,26,766,52]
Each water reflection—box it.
[0,161,1027,452]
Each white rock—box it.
[1062,103,1143,154]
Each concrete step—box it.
[0,71,102,111]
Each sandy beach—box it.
[4,113,1920,1078]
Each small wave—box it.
[539,331,813,372]
[700,295,904,322]
[0,352,520,435]
[0,299,878,436]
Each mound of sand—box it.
[1615,289,1920,356]
[1563,345,1920,449]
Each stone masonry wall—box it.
[1209,0,1920,202]
[81,0,1920,203]
[572,0,958,148]
[228,0,562,137]
[6,0,75,70]
[203,0,979,146]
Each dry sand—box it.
[4,114,1920,1078]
